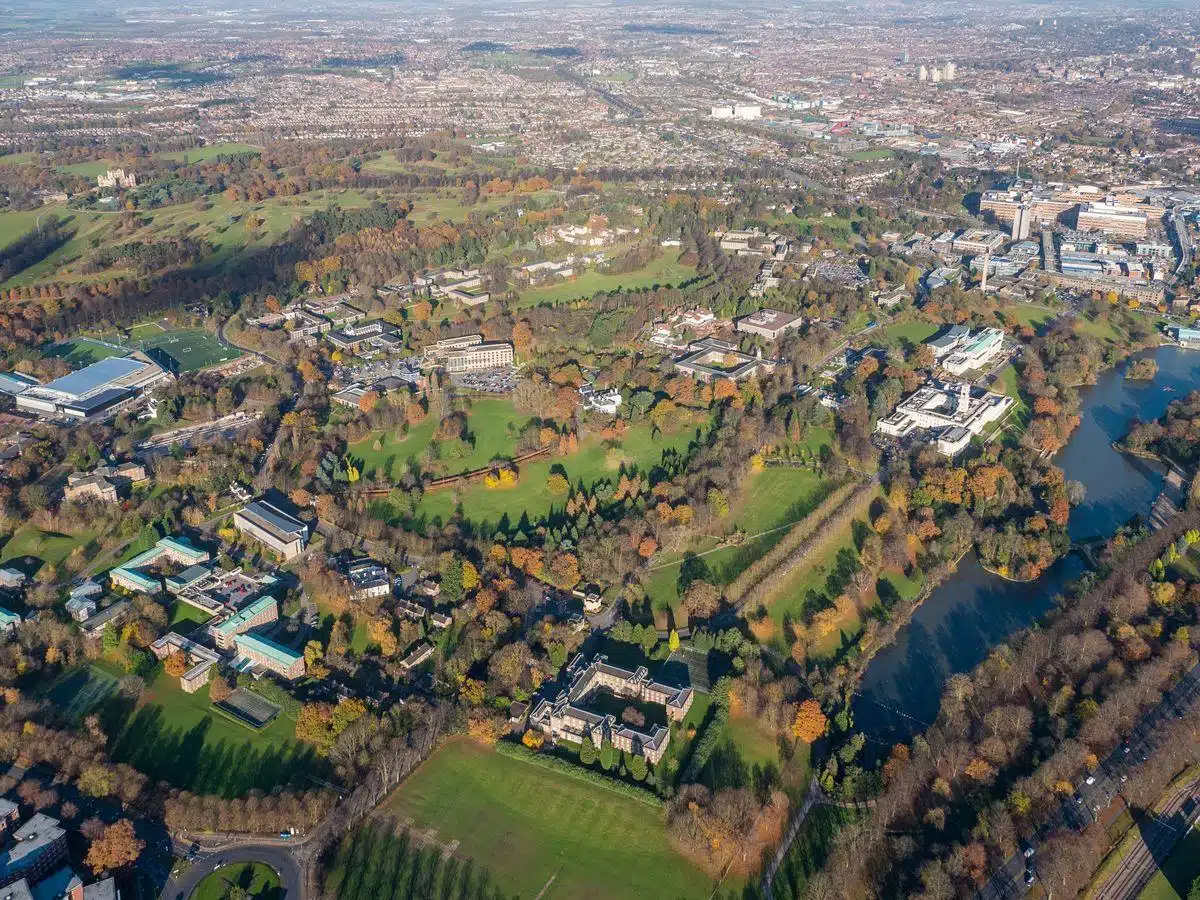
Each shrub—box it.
[495,741,662,807]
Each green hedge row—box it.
[495,741,663,808]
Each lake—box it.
[853,344,1200,746]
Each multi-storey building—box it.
[1076,202,1149,238]
[529,654,693,765]
[233,501,309,561]
[234,633,305,680]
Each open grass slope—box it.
[515,251,697,307]
[381,739,712,900]
[868,321,938,350]
[350,398,525,481]
[0,187,377,289]
[48,663,322,797]
[1137,827,1200,899]
[645,465,835,611]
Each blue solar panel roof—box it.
[42,357,146,400]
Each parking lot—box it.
[452,367,518,393]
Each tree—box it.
[579,739,598,766]
[208,674,232,702]
[669,629,681,652]
[791,699,828,743]
[522,729,545,750]
[163,651,189,677]
[85,819,144,874]
[681,580,721,620]
[599,738,617,771]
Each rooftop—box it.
[211,595,276,637]
[36,357,147,401]
[235,632,302,667]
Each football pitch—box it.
[136,328,240,373]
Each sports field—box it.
[44,337,127,367]
[136,327,239,372]
[381,739,711,900]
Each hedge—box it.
[495,741,664,808]
[725,477,859,604]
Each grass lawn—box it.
[349,398,526,481]
[850,149,893,161]
[0,206,56,249]
[42,664,119,724]
[1137,828,1200,899]
[868,321,938,349]
[1002,304,1056,332]
[515,252,696,307]
[1075,312,1124,345]
[96,667,320,797]
[168,601,216,634]
[0,524,96,574]
[136,327,239,372]
[157,142,262,164]
[762,486,885,652]
[57,159,119,178]
[381,739,712,900]
[407,418,703,532]
[192,862,280,900]
[45,336,128,367]
[645,466,835,611]
[994,363,1031,433]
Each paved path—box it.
[160,843,304,900]
[760,778,826,900]
[217,317,279,367]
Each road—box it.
[217,317,279,367]
[1090,774,1200,900]
[160,843,304,900]
[977,663,1200,899]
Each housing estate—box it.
[529,653,694,765]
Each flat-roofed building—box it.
[443,342,513,374]
[209,595,279,650]
[0,608,20,634]
[943,328,1005,375]
[109,535,210,595]
[1076,202,1149,238]
[0,813,67,889]
[734,308,803,341]
[876,380,1014,457]
[952,229,1006,256]
[233,501,309,560]
[925,324,971,360]
[673,337,775,383]
[14,352,170,421]
[234,633,305,680]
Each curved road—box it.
[160,844,304,900]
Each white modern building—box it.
[876,381,1014,456]
[14,352,170,420]
[942,328,1005,375]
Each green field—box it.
[43,665,119,723]
[0,524,97,574]
[644,466,835,611]
[381,739,711,900]
[350,398,525,481]
[57,159,119,178]
[72,665,323,797]
[45,336,128,366]
[0,187,379,288]
[411,418,703,531]
[1137,828,1200,900]
[1003,304,1056,332]
[868,321,939,349]
[516,252,696,307]
[157,142,262,164]
[850,149,894,162]
[770,806,858,900]
[192,862,280,900]
[137,327,239,372]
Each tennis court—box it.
[45,665,118,723]
[216,688,282,730]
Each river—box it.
[853,344,1200,747]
